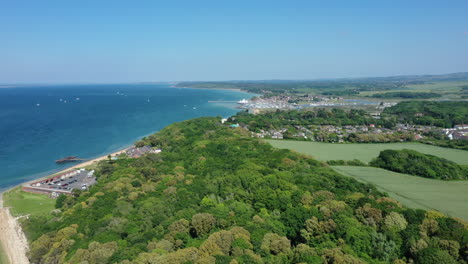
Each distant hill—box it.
[176,72,468,87]
[175,72,468,94]
[348,72,468,83]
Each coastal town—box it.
[229,98,468,143]
[235,95,397,111]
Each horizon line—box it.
[1,71,468,86]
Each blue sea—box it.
[0,84,253,190]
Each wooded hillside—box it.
[370,149,468,180]
[23,117,467,263]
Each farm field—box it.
[266,140,468,165]
[358,80,468,99]
[332,166,468,220]
[405,80,468,92]
[3,187,55,217]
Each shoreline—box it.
[0,86,258,194]
[0,88,259,263]
[0,190,30,264]
[0,147,130,264]
[18,147,130,189]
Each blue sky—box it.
[1,0,468,83]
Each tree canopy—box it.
[370,149,468,180]
[23,117,467,263]
[371,92,441,99]
[383,101,468,128]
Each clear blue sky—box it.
[1,0,468,83]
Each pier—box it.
[55,156,88,164]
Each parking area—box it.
[23,168,97,195]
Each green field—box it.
[332,166,468,220]
[3,187,55,217]
[0,243,7,264]
[358,80,468,99]
[267,140,468,165]
[405,80,468,92]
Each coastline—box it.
[0,191,30,264]
[1,85,259,193]
[0,147,130,264]
[9,147,131,191]
[0,88,259,263]
[52,147,129,173]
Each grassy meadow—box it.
[266,140,468,165]
[332,166,468,220]
[0,243,7,264]
[405,80,468,92]
[3,187,55,217]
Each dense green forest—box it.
[321,90,360,96]
[370,92,441,99]
[383,101,468,128]
[370,149,468,180]
[22,117,467,263]
[326,160,367,166]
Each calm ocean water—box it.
[0,84,253,190]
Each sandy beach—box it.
[19,147,130,187]
[0,194,30,264]
[55,148,129,172]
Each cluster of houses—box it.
[240,95,354,110]
[250,124,390,141]
[394,124,437,133]
[253,128,289,139]
[247,123,438,142]
[125,145,161,158]
[242,96,298,110]
[375,102,398,110]
[443,124,468,140]
[248,123,468,142]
